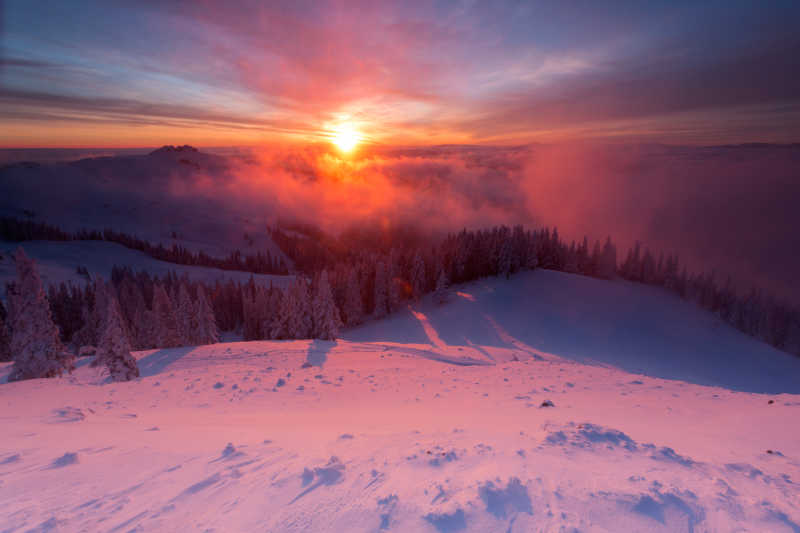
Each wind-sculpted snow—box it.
[424,509,467,533]
[541,422,698,469]
[630,490,705,533]
[0,273,799,531]
[49,452,78,468]
[478,478,533,519]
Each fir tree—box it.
[272,279,312,339]
[195,287,220,344]
[8,248,75,381]
[433,268,450,305]
[264,286,283,339]
[152,283,181,348]
[410,251,426,299]
[270,288,290,340]
[243,286,269,340]
[242,287,257,341]
[387,253,403,312]
[122,282,148,350]
[524,231,539,270]
[133,304,158,350]
[176,283,197,345]
[598,237,617,279]
[312,270,342,340]
[116,278,144,343]
[72,277,108,348]
[0,304,11,362]
[498,238,514,279]
[342,268,363,326]
[95,297,139,382]
[289,279,313,338]
[373,261,389,318]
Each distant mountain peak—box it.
[149,145,199,156]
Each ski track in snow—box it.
[1,270,799,532]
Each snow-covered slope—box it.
[1,271,798,532]
[0,240,293,289]
[346,270,800,394]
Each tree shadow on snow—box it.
[342,307,431,345]
[136,347,196,377]
[305,339,335,368]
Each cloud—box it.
[3,141,799,302]
[5,1,800,145]
[224,142,800,301]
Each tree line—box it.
[1,222,798,384]
[0,217,289,275]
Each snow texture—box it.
[0,270,798,532]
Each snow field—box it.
[1,270,798,532]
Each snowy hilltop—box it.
[1,269,799,532]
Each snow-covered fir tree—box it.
[116,277,142,338]
[342,268,363,326]
[176,283,197,345]
[498,238,514,279]
[271,279,312,339]
[152,283,181,348]
[312,270,342,340]
[269,289,289,340]
[264,286,283,339]
[410,251,426,300]
[243,286,271,340]
[289,279,313,338]
[0,302,11,362]
[8,248,75,381]
[598,237,617,279]
[72,277,109,349]
[433,268,450,305]
[195,287,219,345]
[387,252,403,312]
[373,261,389,318]
[133,304,158,350]
[95,297,139,382]
[241,287,258,341]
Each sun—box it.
[330,123,361,152]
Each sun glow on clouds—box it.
[329,122,363,153]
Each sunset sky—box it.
[2,1,799,147]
